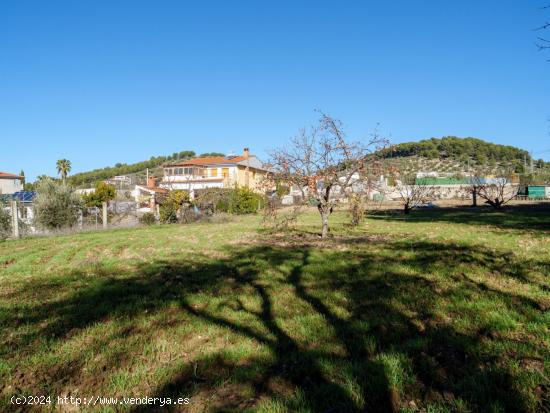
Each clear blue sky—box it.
[1,0,549,180]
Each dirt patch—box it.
[1,258,15,268]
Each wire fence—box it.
[1,200,144,240]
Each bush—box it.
[229,187,262,214]
[33,179,83,230]
[139,212,156,225]
[82,182,116,207]
[159,190,190,223]
[187,187,262,216]
[0,204,11,240]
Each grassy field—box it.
[0,207,549,412]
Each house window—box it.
[174,168,184,175]
[210,168,218,177]
[222,168,229,178]
[183,167,193,175]
[165,168,173,176]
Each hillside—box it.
[67,150,206,188]
[65,137,548,188]
[379,137,549,181]
[381,136,530,163]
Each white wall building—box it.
[160,149,269,195]
[0,171,23,195]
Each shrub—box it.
[139,212,156,225]
[159,190,190,223]
[192,187,262,215]
[82,182,116,207]
[0,204,11,240]
[33,179,83,230]
[229,187,262,214]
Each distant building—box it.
[0,171,23,195]
[133,177,168,211]
[104,175,132,186]
[160,148,269,195]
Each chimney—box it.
[147,177,156,188]
[243,147,250,159]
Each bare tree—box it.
[394,175,435,214]
[270,113,386,238]
[470,177,518,210]
[535,5,550,52]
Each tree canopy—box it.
[379,137,530,164]
[67,150,196,187]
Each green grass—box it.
[1,208,549,412]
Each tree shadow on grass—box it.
[1,237,549,412]
[368,203,550,235]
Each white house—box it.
[160,148,269,195]
[0,171,23,195]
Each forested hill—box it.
[67,150,201,187]
[379,137,531,164]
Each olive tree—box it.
[33,179,83,230]
[0,203,11,240]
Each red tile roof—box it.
[0,172,22,179]
[173,156,247,166]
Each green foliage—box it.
[139,212,156,225]
[82,182,116,207]
[0,210,548,412]
[232,190,262,214]
[225,187,262,214]
[159,190,190,223]
[381,137,530,164]
[199,152,225,157]
[56,159,72,182]
[67,150,196,187]
[33,179,82,230]
[275,183,290,198]
[0,204,11,240]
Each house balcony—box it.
[160,175,235,190]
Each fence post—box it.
[102,202,108,229]
[10,200,19,238]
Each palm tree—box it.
[56,159,72,184]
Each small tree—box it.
[470,177,518,210]
[0,203,11,240]
[33,179,82,230]
[82,182,116,207]
[395,175,435,214]
[348,193,365,226]
[270,113,385,238]
[160,190,190,223]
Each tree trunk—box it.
[318,203,330,238]
[404,204,410,214]
[472,186,477,207]
[321,213,329,238]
